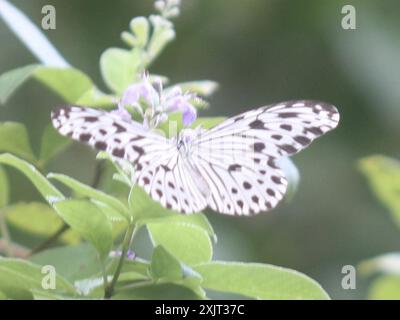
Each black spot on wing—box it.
[79,133,91,142]
[271,134,282,140]
[254,142,265,152]
[95,141,107,150]
[84,116,98,122]
[249,119,265,129]
[132,145,144,155]
[294,135,311,146]
[279,144,297,154]
[243,182,252,189]
[278,112,298,118]
[228,164,241,172]
[113,122,126,133]
[280,124,292,131]
[112,148,125,158]
[304,127,323,135]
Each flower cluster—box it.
[114,74,199,129]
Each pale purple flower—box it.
[118,74,199,127]
[112,103,133,122]
[164,94,197,126]
[120,79,159,110]
[109,249,136,261]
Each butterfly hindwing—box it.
[189,100,339,215]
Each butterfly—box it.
[51,100,339,216]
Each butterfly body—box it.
[52,100,339,216]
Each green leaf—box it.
[147,221,213,266]
[48,173,130,221]
[359,155,400,227]
[0,258,76,299]
[52,199,113,259]
[100,48,142,94]
[113,283,202,300]
[0,1,68,67]
[191,117,226,129]
[194,262,330,300]
[128,17,150,48]
[5,202,80,244]
[149,245,203,298]
[0,64,38,104]
[34,67,93,103]
[129,186,172,218]
[150,245,183,280]
[0,153,64,203]
[146,16,175,64]
[74,87,116,108]
[140,212,215,240]
[0,166,9,207]
[0,122,35,162]
[39,124,71,165]
[29,244,102,283]
[368,275,400,299]
[0,64,112,107]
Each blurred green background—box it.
[1,0,400,299]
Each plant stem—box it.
[100,259,109,295]
[104,222,137,299]
[0,208,12,257]
[28,223,69,256]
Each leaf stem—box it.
[104,222,137,299]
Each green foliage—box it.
[0,153,64,202]
[148,222,213,265]
[368,276,400,300]
[194,262,330,300]
[5,202,79,244]
[100,48,143,94]
[0,122,35,162]
[359,155,400,227]
[39,125,71,166]
[0,0,321,300]
[0,258,75,299]
[359,156,400,299]
[52,200,113,260]
[0,64,39,104]
[0,166,9,207]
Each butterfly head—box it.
[177,126,205,153]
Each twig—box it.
[28,223,69,256]
[0,238,30,258]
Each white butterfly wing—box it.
[190,100,339,215]
[196,100,340,158]
[51,106,171,165]
[51,106,208,214]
